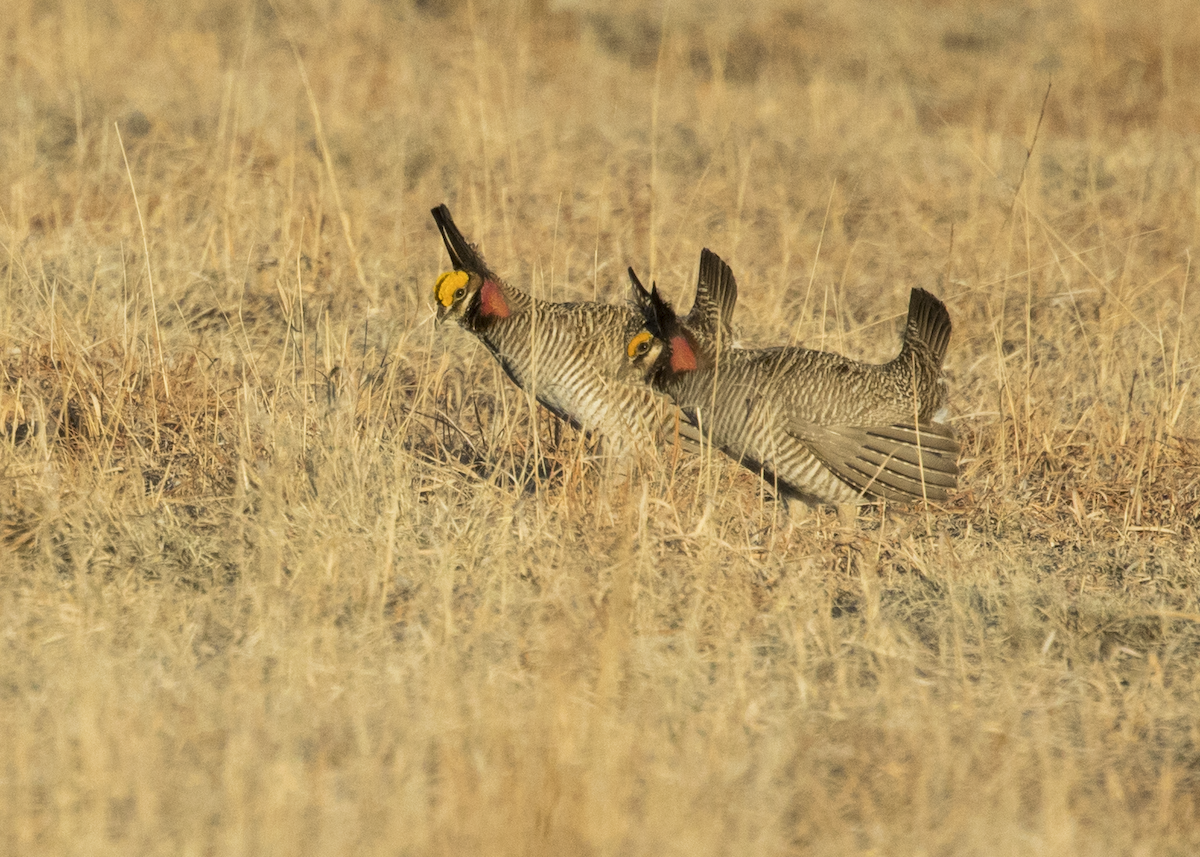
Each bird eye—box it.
[627,330,658,360]
[454,288,465,300]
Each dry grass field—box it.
[2,0,1199,853]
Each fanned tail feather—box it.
[902,288,953,370]
[687,249,738,344]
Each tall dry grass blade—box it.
[272,0,369,297]
[115,121,169,400]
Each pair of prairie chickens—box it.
[431,204,959,508]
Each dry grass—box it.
[2,0,1199,854]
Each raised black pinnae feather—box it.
[650,283,677,342]
[626,266,677,341]
[627,265,653,309]
[431,204,495,280]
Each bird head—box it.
[626,265,708,382]
[433,269,480,324]
[431,204,510,325]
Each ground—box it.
[1,0,1199,854]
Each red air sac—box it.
[670,335,697,371]
[480,279,510,318]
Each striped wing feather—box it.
[785,419,960,502]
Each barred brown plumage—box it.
[431,204,714,457]
[628,249,960,507]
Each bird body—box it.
[630,250,959,506]
[431,205,693,453]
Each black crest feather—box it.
[431,204,495,279]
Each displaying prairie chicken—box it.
[627,249,960,506]
[431,204,723,455]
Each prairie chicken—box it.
[431,204,719,455]
[628,249,960,506]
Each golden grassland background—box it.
[2,0,1199,853]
